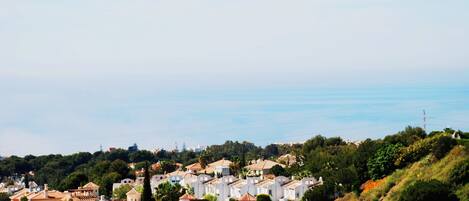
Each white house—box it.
[198,159,232,176]
[245,159,285,176]
[112,178,135,192]
[256,176,290,201]
[126,188,141,201]
[229,177,260,199]
[185,174,212,198]
[282,177,321,201]
[204,176,237,201]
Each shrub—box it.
[449,159,469,185]
[203,194,217,201]
[256,194,271,201]
[367,144,403,180]
[399,179,458,201]
[301,184,334,201]
[270,164,288,176]
[0,193,9,201]
[432,136,456,159]
[394,134,449,167]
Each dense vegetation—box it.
[0,127,468,201]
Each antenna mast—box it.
[423,109,427,132]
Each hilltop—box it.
[337,137,469,201]
[0,127,468,201]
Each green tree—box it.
[270,165,288,177]
[141,163,154,201]
[432,136,456,159]
[110,159,130,178]
[384,126,426,146]
[353,139,381,184]
[301,184,334,201]
[203,194,217,201]
[24,173,30,188]
[99,172,122,197]
[154,182,183,201]
[20,197,28,201]
[113,184,132,199]
[256,194,272,201]
[399,180,457,201]
[367,143,403,180]
[61,172,88,190]
[129,151,155,163]
[0,193,10,201]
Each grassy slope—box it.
[342,145,468,201]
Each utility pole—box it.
[423,109,427,132]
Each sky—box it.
[1,0,468,156]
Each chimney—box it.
[43,184,48,198]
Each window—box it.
[269,190,272,195]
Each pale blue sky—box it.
[1,0,468,156]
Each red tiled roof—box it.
[179,193,196,200]
[239,193,256,201]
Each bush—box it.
[399,179,458,201]
[367,144,403,180]
[301,184,334,201]
[394,134,443,167]
[432,136,456,159]
[203,194,217,201]
[270,165,288,176]
[256,194,271,201]
[0,193,10,201]
[449,159,469,185]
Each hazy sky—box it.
[1,0,468,156]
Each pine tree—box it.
[24,173,29,188]
[141,162,154,201]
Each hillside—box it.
[338,145,469,201]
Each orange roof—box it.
[185,163,203,171]
[82,182,99,190]
[9,189,32,200]
[239,193,256,201]
[28,190,66,200]
[246,160,284,171]
[179,193,196,200]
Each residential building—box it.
[128,144,138,152]
[9,188,34,201]
[184,174,212,198]
[125,189,140,201]
[112,179,135,192]
[256,176,290,201]
[82,182,100,196]
[282,177,322,201]
[276,154,297,167]
[185,163,203,174]
[198,159,232,176]
[229,177,260,199]
[245,160,285,175]
[204,176,237,201]
[26,185,66,201]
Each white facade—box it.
[214,166,230,176]
[282,177,320,201]
[186,174,212,198]
[229,177,260,199]
[256,176,290,201]
[205,176,237,201]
